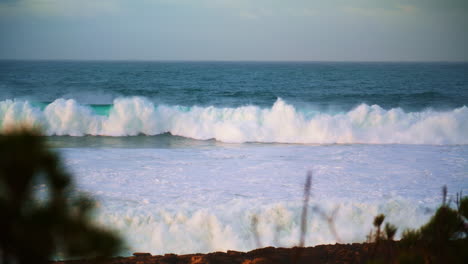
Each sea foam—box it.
[1,97,467,144]
[62,143,467,255]
[93,200,432,255]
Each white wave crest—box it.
[1,97,467,144]
[95,200,433,255]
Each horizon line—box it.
[1,58,467,63]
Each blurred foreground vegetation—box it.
[366,189,468,264]
[0,129,123,264]
[397,188,468,263]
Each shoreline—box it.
[51,242,398,264]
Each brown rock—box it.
[242,257,273,264]
[51,241,410,264]
[191,255,208,264]
[227,250,243,256]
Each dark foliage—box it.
[0,129,123,264]
[366,187,468,263]
[373,214,385,228]
[372,214,385,243]
[398,187,468,264]
[384,223,397,241]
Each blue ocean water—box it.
[1,61,468,145]
[2,61,468,110]
[1,61,468,255]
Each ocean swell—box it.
[1,97,467,144]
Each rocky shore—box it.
[52,242,399,264]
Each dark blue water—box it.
[1,61,467,111]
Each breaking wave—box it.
[94,199,434,255]
[1,97,467,144]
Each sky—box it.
[0,0,467,61]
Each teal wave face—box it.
[89,104,112,116]
[33,102,112,116]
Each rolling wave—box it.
[1,97,467,144]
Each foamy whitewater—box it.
[60,144,467,255]
[1,97,467,144]
[1,61,468,256]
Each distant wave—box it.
[1,97,467,144]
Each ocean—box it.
[1,61,468,255]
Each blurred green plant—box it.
[398,188,468,263]
[0,129,123,264]
[384,223,397,241]
[366,187,468,263]
[373,214,385,242]
[367,214,398,243]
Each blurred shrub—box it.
[399,188,468,263]
[384,223,397,241]
[0,129,123,264]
